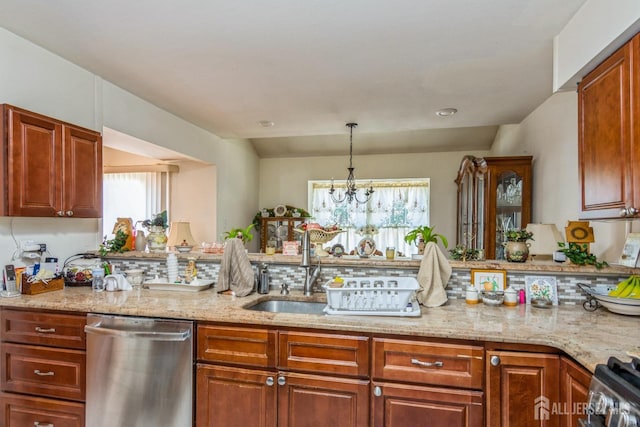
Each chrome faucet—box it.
[301,230,321,296]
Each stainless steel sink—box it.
[245,299,326,315]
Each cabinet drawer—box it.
[1,343,85,401]
[1,309,86,349]
[279,331,369,377]
[372,338,484,389]
[0,391,85,427]
[197,324,277,368]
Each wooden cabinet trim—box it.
[1,309,87,349]
[278,330,369,378]
[1,342,86,402]
[372,337,484,390]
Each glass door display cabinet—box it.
[259,217,306,253]
[455,156,532,260]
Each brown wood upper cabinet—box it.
[0,104,102,218]
[578,32,640,219]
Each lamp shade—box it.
[166,222,197,248]
[525,223,564,257]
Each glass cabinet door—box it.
[494,171,524,259]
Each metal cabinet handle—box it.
[373,386,382,397]
[56,211,65,217]
[66,210,74,216]
[35,327,56,333]
[277,376,286,386]
[490,355,501,366]
[266,377,274,386]
[628,207,639,216]
[411,358,443,368]
[34,423,54,427]
[34,369,54,376]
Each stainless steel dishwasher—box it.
[85,314,193,427]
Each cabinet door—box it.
[5,106,63,216]
[578,41,633,219]
[63,125,102,218]
[0,392,85,427]
[279,371,369,427]
[196,364,276,427]
[371,381,483,427]
[559,357,591,427]
[486,351,560,427]
[484,157,532,260]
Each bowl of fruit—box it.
[63,267,94,287]
[578,276,640,315]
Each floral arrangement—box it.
[448,245,479,261]
[356,224,379,235]
[141,210,168,230]
[504,228,534,242]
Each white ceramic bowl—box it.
[481,291,504,306]
[589,291,640,316]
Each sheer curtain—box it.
[309,179,430,256]
[103,172,163,237]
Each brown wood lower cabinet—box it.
[486,350,560,427]
[560,356,591,427]
[0,391,85,427]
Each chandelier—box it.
[329,122,374,204]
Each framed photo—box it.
[525,276,558,305]
[471,269,506,292]
[617,233,640,267]
[282,241,299,256]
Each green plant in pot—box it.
[224,224,255,245]
[503,228,534,262]
[141,210,169,252]
[558,242,608,269]
[404,225,448,255]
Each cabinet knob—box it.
[628,207,639,216]
[490,355,501,366]
[277,376,286,386]
[266,377,274,386]
[56,211,65,216]
[373,386,382,397]
[66,210,74,216]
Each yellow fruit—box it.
[610,276,633,297]
[334,276,344,283]
[618,276,637,298]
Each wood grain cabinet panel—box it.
[1,309,87,349]
[279,331,369,377]
[1,343,86,401]
[486,350,560,427]
[197,324,277,368]
[0,104,102,218]
[560,356,591,427]
[577,32,640,219]
[279,371,369,427]
[371,381,483,427]
[196,364,276,427]
[372,337,484,390]
[0,391,85,427]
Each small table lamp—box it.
[525,223,565,261]
[167,222,197,251]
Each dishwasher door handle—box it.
[84,324,191,341]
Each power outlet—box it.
[39,243,47,252]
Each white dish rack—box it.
[323,276,421,317]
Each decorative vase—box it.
[134,230,147,252]
[503,241,530,262]
[147,226,168,253]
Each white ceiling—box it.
[0,0,588,157]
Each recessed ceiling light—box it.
[259,120,275,127]
[435,108,458,117]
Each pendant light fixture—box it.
[329,123,374,204]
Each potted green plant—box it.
[558,242,608,269]
[503,228,534,262]
[404,225,448,255]
[224,224,255,245]
[449,244,479,261]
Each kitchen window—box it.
[102,171,170,236]
[308,179,429,256]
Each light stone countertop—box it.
[1,286,638,373]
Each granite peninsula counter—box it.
[1,285,638,373]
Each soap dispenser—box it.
[257,264,270,294]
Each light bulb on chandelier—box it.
[329,123,374,204]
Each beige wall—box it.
[491,91,640,262]
[259,150,491,250]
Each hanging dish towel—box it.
[416,241,452,307]
[217,239,255,297]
